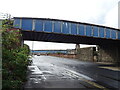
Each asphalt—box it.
[24,55,120,89]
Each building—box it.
[67,49,76,54]
[118,1,120,29]
[0,13,11,20]
[0,13,12,29]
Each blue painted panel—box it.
[35,20,43,31]
[86,25,92,36]
[54,21,61,33]
[62,22,70,34]
[44,20,52,32]
[99,27,104,38]
[14,19,20,28]
[71,23,77,35]
[93,26,98,37]
[118,31,120,39]
[111,29,116,39]
[78,24,84,35]
[22,19,33,30]
[106,29,110,38]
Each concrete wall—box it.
[48,54,76,59]
[76,45,120,63]
[98,45,120,63]
[76,47,96,61]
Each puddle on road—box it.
[42,71,53,75]
[27,66,46,84]
[29,63,93,81]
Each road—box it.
[24,55,120,89]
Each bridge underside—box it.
[22,31,120,45]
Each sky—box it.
[0,0,119,50]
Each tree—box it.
[2,19,31,88]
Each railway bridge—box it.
[13,17,120,63]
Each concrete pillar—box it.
[75,44,80,49]
[20,32,24,47]
[21,39,24,47]
[75,44,80,54]
[20,34,24,47]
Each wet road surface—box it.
[24,55,120,89]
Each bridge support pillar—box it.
[75,44,80,54]
[21,39,24,47]
[98,44,120,65]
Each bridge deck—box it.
[13,17,120,45]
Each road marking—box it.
[64,68,93,81]
[83,79,108,89]
[64,68,108,89]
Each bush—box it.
[2,19,31,88]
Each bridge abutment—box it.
[75,44,120,64]
[98,44,120,64]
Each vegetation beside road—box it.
[2,20,31,88]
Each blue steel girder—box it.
[13,17,120,45]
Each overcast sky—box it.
[0,0,119,50]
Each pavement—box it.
[98,66,120,71]
[96,62,120,71]
[24,55,120,89]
